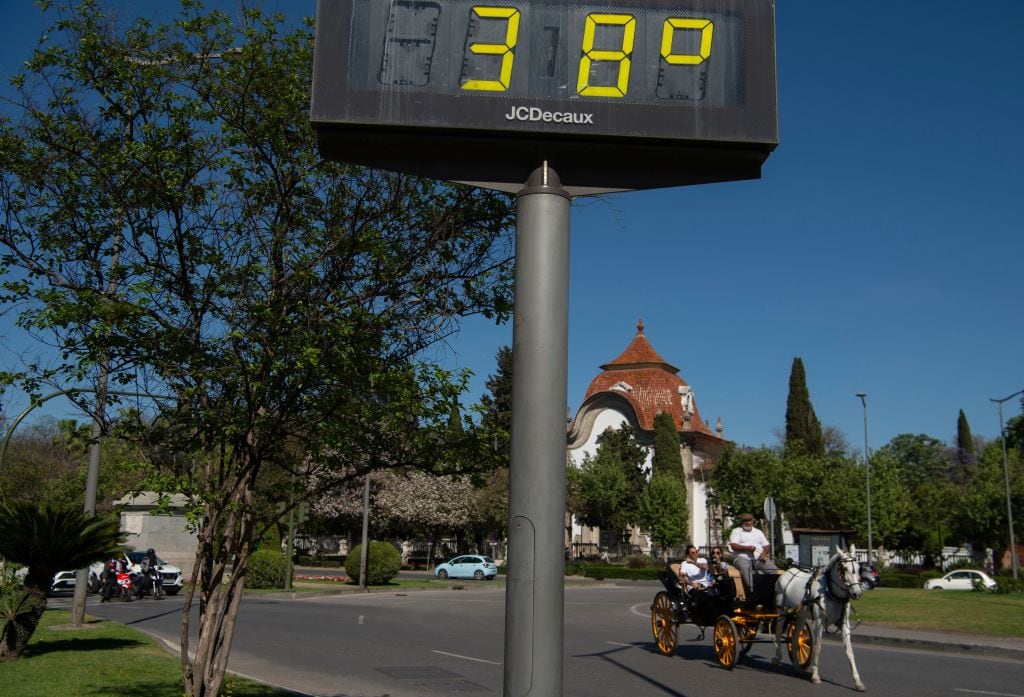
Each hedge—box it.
[345,541,402,585]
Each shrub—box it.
[993,575,1024,594]
[345,541,402,585]
[623,555,653,569]
[246,549,289,589]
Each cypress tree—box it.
[478,346,512,466]
[954,408,976,478]
[652,411,683,478]
[785,357,824,456]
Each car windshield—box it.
[128,551,166,565]
[482,556,495,564]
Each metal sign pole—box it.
[504,162,570,697]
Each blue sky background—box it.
[1,1,1022,452]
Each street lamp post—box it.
[856,393,872,567]
[991,390,1022,580]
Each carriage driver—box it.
[728,513,778,593]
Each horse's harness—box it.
[807,554,861,632]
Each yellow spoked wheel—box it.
[787,612,814,670]
[713,616,740,669]
[650,591,678,656]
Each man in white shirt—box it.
[728,512,777,593]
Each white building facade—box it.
[567,321,728,555]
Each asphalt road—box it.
[56,585,1024,697]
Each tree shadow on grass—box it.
[88,682,301,697]
[24,636,146,657]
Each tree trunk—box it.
[181,467,257,697]
[0,589,47,661]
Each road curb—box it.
[847,632,1024,661]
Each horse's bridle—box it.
[824,553,863,604]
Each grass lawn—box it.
[852,588,1024,636]
[0,610,295,697]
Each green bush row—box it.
[562,562,662,581]
[877,571,942,589]
[992,576,1024,594]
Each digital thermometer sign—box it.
[311,0,777,191]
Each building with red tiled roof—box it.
[568,321,729,553]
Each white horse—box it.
[773,545,866,691]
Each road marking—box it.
[432,650,502,665]
[358,615,364,625]
[954,690,1024,697]
[630,603,650,617]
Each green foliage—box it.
[709,444,783,522]
[879,571,939,589]
[570,449,633,535]
[881,433,952,489]
[637,473,688,552]
[0,417,146,512]
[1007,412,1024,452]
[245,549,289,590]
[710,440,912,549]
[345,541,402,586]
[955,441,1023,553]
[784,357,824,456]
[595,423,649,509]
[651,411,682,477]
[578,564,662,581]
[258,521,282,553]
[0,502,126,591]
[0,0,514,690]
[957,409,975,456]
[476,346,512,468]
[992,576,1024,595]
[469,346,513,538]
[622,555,655,569]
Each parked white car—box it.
[49,562,105,594]
[923,569,997,591]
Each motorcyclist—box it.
[100,558,119,603]
[139,547,163,599]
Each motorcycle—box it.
[133,566,164,600]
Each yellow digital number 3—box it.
[577,13,636,98]
[661,18,714,66]
[461,7,521,92]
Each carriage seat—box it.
[743,569,781,610]
[726,564,746,602]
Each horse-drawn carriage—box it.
[650,561,813,669]
[650,547,867,691]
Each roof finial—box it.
[636,318,645,335]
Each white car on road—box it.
[923,569,997,591]
[126,551,184,595]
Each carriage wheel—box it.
[650,592,678,656]
[713,616,740,669]
[787,612,814,670]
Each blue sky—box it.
[2,1,1022,451]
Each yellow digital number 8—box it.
[577,13,636,98]
[461,7,521,92]
[661,18,714,65]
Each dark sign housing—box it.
[311,0,777,191]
